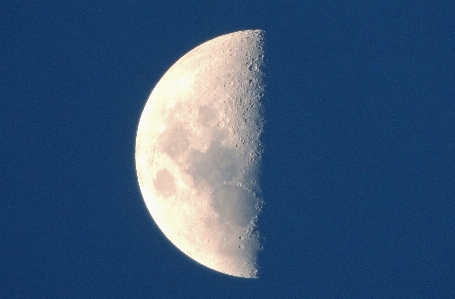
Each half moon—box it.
[135,30,265,278]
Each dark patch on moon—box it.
[158,118,190,159]
[186,139,258,227]
[212,185,257,227]
[186,140,238,189]
[197,105,218,126]
[153,169,176,198]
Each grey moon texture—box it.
[135,30,265,278]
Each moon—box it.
[135,30,265,278]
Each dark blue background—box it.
[2,2,454,298]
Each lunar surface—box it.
[135,30,265,278]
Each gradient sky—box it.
[2,2,455,298]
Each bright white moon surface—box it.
[135,30,265,278]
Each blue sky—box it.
[2,1,454,298]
